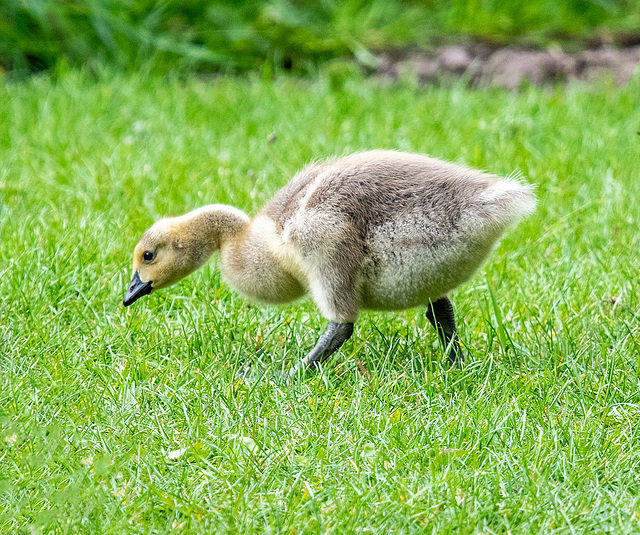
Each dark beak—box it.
[123,271,153,306]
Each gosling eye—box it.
[143,251,155,263]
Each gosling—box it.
[124,150,536,377]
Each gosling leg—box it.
[289,321,354,379]
[426,297,464,367]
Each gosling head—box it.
[123,217,211,306]
[123,205,250,306]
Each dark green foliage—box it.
[1,0,639,74]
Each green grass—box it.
[2,0,640,74]
[1,70,640,533]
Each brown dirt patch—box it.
[374,45,640,88]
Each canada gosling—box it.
[124,150,536,377]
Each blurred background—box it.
[1,0,639,76]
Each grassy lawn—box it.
[1,70,640,533]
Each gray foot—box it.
[289,321,354,379]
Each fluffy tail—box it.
[464,178,537,233]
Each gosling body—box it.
[124,150,536,375]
